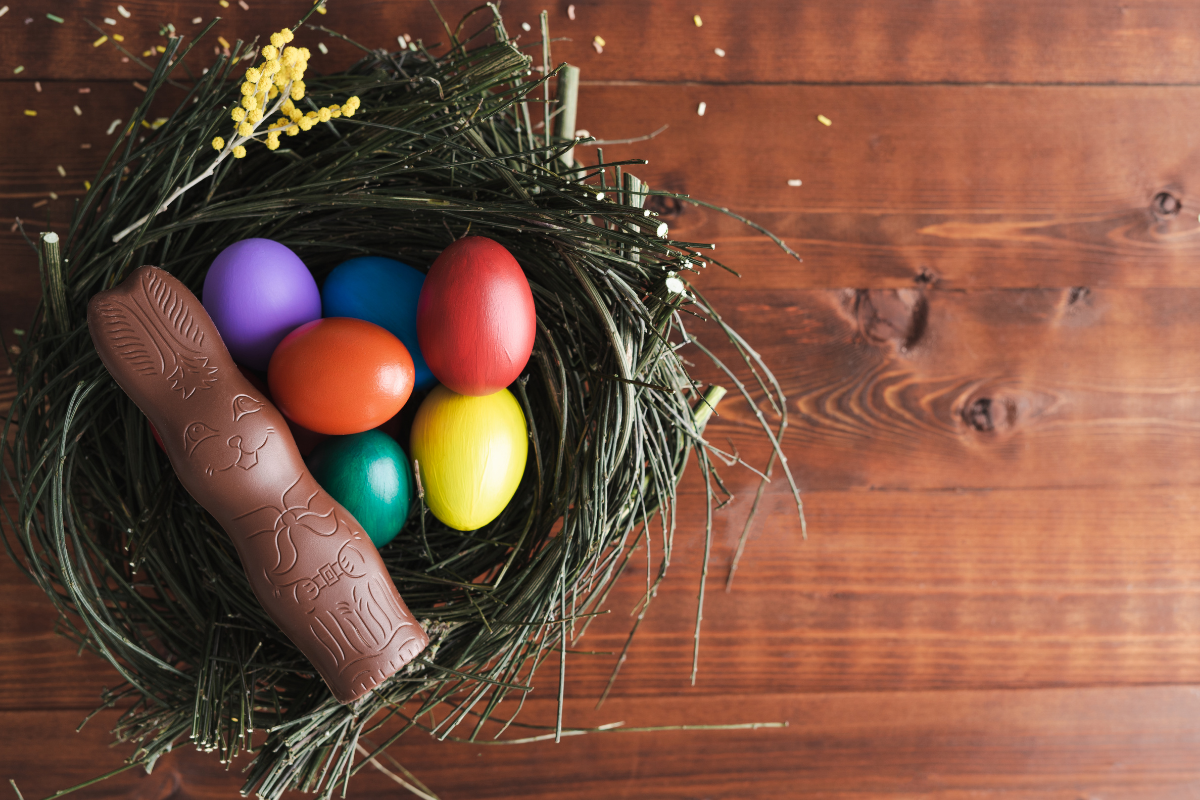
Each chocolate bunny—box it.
[88,266,428,703]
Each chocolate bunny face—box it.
[88,266,428,703]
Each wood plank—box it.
[8,486,1200,708]
[8,83,1200,293]
[7,1,1200,85]
[8,687,1200,799]
[696,286,1200,491]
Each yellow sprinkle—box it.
[73,105,81,116]
[151,117,168,130]
[142,50,152,57]
[316,4,326,12]
[817,114,832,126]
[219,0,229,6]
[693,14,703,26]
[84,180,91,190]
[156,45,166,53]
[218,35,230,49]
[112,33,124,42]
[93,35,108,47]
[594,35,606,46]
[141,120,151,128]
[23,110,36,116]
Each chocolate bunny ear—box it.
[88,267,221,400]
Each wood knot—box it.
[965,398,995,432]
[1152,191,1181,219]
[644,195,683,219]
[958,382,1058,437]
[854,288,928,352]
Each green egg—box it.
[306,429,413,548]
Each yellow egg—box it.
[410,385,528,531]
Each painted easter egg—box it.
[416,236,536,396]
[307,430,413,548]
[268,317,415,435]
[322,256,435,391]
[410,385,528,531]
[202,238,322,370]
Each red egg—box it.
[416,236,536,396]
[268,317,415,435]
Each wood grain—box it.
[8,1,1200,85]
[8,687,1200,800]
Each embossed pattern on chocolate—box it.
[88,266,429,704]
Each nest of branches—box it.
[2,8,801,799]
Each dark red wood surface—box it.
[4,1,1200,797]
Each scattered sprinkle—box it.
[34,81,41,91]
[9,344,21,355]
[9,222,18,233]
[73,105,81,115]
[192,17,202,24]
[32,199,47,208]
[0,6,8,18]
[112,33,123,41]
[117,4,131,18]
[24,17,31,24]
[817,114,832,126]
[218,35,230,49]
[120,56,128,62]
[693,14,703,26]
[317,41,328,54]
[239,0,249,9]
[568,4,575,20]
[315,1,326,14]
[132,81,147,91]
[697,101,707,116]
[56,165,66,177]
[156,45,165,53]
[12,65,23,74]
[592,35,604,53]
[787,179,802,187]
[106,118,122,134]
[23,109,36,116]
[78,87,90,93]
[80,143,91,149]
[404,33,412,42]
[13,329,24,336]
[141,119,151,128]
[103,16,116,25]
[714,47,725,57]
[219,0,229,7]
[142,50,152,57]
[521,22,531,31]
[48,192,58,200]
[150,117,167,130]
[84,180,91,189]
[93,34,108,47]
[594,35,606,46]
[46,13,64,23]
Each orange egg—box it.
[268,317,415,435]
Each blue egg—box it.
[306,430,413,548]
[321,257,435,390]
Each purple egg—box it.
[202,238,321,370]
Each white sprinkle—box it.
[787,179,802,187]
[714,47,725,57]
[404,33,412,43]
[56,165,66,177]
[23,17,31,24]
[317,41,328,54]
[697,101,707,116]
[192,16,202,24]
[656,222,669,239]
[34,81,41,92]
[48,192,58,200]
[73,105,82,116]
[0,6,9,18]
[665,275,685,294]
[398,35,406,47]
[103,17,116,25]
[117,4,130,18]
[106,118,122,135]
[521,22,531,31]
[567,4,575,20]
[238,0,249,9]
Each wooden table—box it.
[5,1,1200,796]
